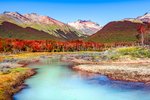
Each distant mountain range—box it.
[68,20,101,35]
[0,11,149,44]
[86,12,150,43]
[0,11,85,40]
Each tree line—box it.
[0,38,138,53]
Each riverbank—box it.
[0,68,35,100]
[0,52,47,100]
[0,52,78,100]
[0,52,72,99]
[72,47,150,83]
[73,62,150,83]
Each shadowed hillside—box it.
[0,22,63,41]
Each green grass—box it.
[102,47,150,60]
[0,67,29,75]
[117,47,150,58]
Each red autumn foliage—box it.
[0,37,145,52]
[0,39,2,51]
[12,40,24,50]
[137,23,150,46]
[137,25,146,34]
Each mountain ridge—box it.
[0,11,85,40]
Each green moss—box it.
[11,67,28,73]
[110,54,120,60]
[0,90,4,94]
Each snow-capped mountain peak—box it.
[123,12,150,23]
[68,20,102,35]
[137,12,150,23]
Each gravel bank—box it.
[73,63,150,83]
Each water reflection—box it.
[76,71,150,91]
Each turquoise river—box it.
[13,58,150,100]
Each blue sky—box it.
[0,0,150,25]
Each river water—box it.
[13,58,150,100]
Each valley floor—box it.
[0,47,150,99]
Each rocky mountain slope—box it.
[68,20,101,35]
[0,11,84,40]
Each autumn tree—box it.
[0,38,2,51]
[137,24,146,46]
[12,40,24,52]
